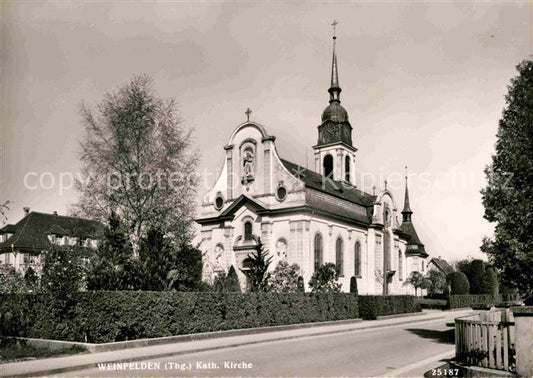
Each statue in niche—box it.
[241,147,255,185]
[276,238,288,261]
[213,243,224,272]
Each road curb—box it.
[4,313,446,377]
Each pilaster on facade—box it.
[289,220,305,269]
[224,144,234,200]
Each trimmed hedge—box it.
[448,294,502,309]
[358,295,421,320]
[0,292,358,343]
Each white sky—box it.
[1,1,531,262]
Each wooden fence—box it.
[455,309,514,371]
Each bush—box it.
[297,276,305,292]
[0,292,359,343]
[448,294,502,309]
[358,295,421,320]
[270,261,300,293]
[350,276,358,294]
[416,298,448,310]
[309,263,342,293]
[448,271,470,295]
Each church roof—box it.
[0,211,103,252]
[400,221,428,257]
[280,159,376,208]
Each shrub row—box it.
[358,295,421,320]
[447,294,503,309]
[416,298,448,310]
[0,292,358,343]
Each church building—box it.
[196,29,429,294]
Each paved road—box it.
[61,311,464,377]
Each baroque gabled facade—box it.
[196,32,429,294]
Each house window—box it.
[336,237,344,276]
[323,154,333,178]
[421,260,425,272]
[345,156,350,182]
[244,221,253,241]
[314,233,323,271]
[354,241,361,277]
[24,254,30,264]
[398,250,403,281]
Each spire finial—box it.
[332,20,338,39]
[328,20,341,103]
[245,108,252,122]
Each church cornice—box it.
[312,140,358,152]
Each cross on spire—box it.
[331,20,338,39]
[245,108,252,121]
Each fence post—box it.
[512,306,533,377]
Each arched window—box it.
[323,154,333,178]
[398,250,403,281]
[345,155,350,182]
[244,221,253,240]
[314,233,323,271]
[336,237,344,276]
[354,241,361,277]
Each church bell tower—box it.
[313,21,357,185]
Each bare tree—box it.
[0,200,10,224]
[71,75,199,255]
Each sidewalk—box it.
[1,310,459,377]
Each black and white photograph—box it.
[0,1,532,377]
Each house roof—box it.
[280,159,376,207]
[429,257,454,275]
[0,224,17,234]
[0,212,104,253]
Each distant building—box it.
[0,208,103,274]
[427,257,454,276]
[196,31,430,294]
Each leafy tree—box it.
[425,270,447,297]
[448,271,470,295]
[241,239,272,292]
[481,60,533,298]
[138,227,174,290]
[72,74,199,255]
[468,260,486,294]
[455,258,473,280]
[350,276,358,295]
[405,271,426,297]
[309,263,342,293]
[167,243,203,291]
[270,261,300,293]
[86,212,136,290]
[41,245,85,304]
[482,267,499,297]
[0,200,10,224]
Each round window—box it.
[276,186,287,201]
[214,195,224,210]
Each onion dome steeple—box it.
[317,21,353,147]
